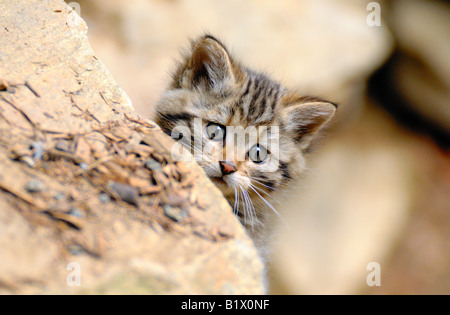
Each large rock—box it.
[0,0,263,294]
[270,106,416,294]
[389,0,450,135]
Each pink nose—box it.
[219,161,237,175]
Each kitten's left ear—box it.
[180,35,240,92]
[281,97,337,150]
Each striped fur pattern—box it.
[154,35,336,258]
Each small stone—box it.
[30,141,44,162]
[67,244,84,256]
[108,181,139,206]
[25,179,45,193]
[21,156,36,168]
[79,162,88,171]
[163,205,186,222]
[145,158,162,172]
[68,207,84,218]
[99,193,110,204]
[54,139,70,152]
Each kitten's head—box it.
[155,35,336,214]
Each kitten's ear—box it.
[281,96,337,150]
[179,35,239,91]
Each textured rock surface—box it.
[0,0,263,294]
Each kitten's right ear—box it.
[177,35,239,92]
[281,95,337,150]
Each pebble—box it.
[163,205,186,222]
[30,141,44,162]
[67,244,84,256]
[145,158,162,172]
[108,181,139,206]
[99,193,110,204]
[54,139,70,152]
[25,179,45,193]
[79,162,88,171]
[68,207,84,218]
[22,156,36,168]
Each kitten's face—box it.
[155,35,336,223]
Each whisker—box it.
[249,182,272,197]
[236,188,241,216]
[233,187,241,216]
[233,187,238,214]
[242,189,250,226]
[241,188,252,228]
[250,175,299,190]
[248,185,289,229]
[244,188,258,231]
[249,182,283,205]
[249,177,276,191]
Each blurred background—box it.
[70,0,449,294]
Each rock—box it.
[0,0,263,294]
[25,179,45,193]
[389,0,450,135]
[108,181,140,206]
[271,106,416,294]
[163,205,186,222]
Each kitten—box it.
[154,35,336,262]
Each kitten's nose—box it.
[219,161,237,175]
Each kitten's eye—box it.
[205,122,226,141]
[248,144,268,164]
